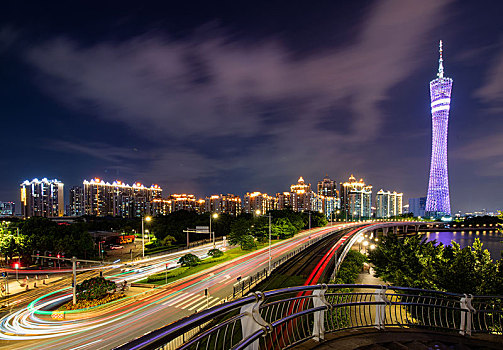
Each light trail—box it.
[0,223,359,348]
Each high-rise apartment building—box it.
[426,41,453,217]
[0,202,15,216]
[20,178,64,218]
[316,175,339,219]
[205,194,242,216]
[82,178,162,217]
[376,190,403,218]
[69,186,84,216]
[290,177,313,212]
[340,175,372,220]
[169,194,201,213]
[243,192,277,214]
[317,175,338,197]
[276,192,292,210]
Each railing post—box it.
[459,294,474,336]
[312,284,330,341]
[374,286,389,329]
[240,291,271,350]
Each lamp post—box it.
[256,210,272,274]
[209,213,219,249]
[142,216,152,258]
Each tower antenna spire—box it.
[437,40,444,78]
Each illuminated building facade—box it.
[243,192,277,214]
[340,175,372,220]
[0,201,15,216]
[290,177,313,212]
[426,41,452,217]
[276,192,292,210]
[205,194,242,216]
[317,175,338,198]
[376,190,403,218]
[20,178,64,218]
[69,186,84,216]
[169,194,201,213]
[83,178,162,217]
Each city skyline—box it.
[1,1,503,212]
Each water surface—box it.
[422,231,502,260]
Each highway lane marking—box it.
[161,292,194,306]
[68,339,103,350]
[174,294,202,308]
[187,296,219,311]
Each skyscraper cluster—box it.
[19,174,404,219]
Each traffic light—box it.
[13,262,20,269]
[56,253,61,259]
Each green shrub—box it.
[179,253,201,267]
[335,250,367,284]
[147,266,189,282]
[208,248,223,258]
[76,277,117,301]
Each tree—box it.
[161,235,176,247]
[229,217,252,246]
[271,218,297,239]
[179,253,201,267]
[239,235,257,250]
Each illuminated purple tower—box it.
[426,40,452,217]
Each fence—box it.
[115,284,502,350]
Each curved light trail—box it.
[0,223,366,349]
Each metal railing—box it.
[115,284,502,350]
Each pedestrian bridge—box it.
[116,284,503,350]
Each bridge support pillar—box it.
[392,226,397,234]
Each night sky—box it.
[1,1,502,213]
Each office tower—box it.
[409,197,427,217]
[426,41,453,217]
[69,186,84,216]
[0,202,15,216]
[340,175,372,220]
[20,178,64,217]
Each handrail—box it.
[114,284,503,350]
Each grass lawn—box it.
[138,240,281,285]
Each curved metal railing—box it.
[115,284,503,350]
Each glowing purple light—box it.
[426,40,452,217]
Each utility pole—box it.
[268,214,272,274]
[72,257,77,305]
[33,254,107,306]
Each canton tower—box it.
[426,40,452,217]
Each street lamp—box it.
[210,213,219,249]
[142,216,152,258]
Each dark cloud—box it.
[23,0,452,196]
